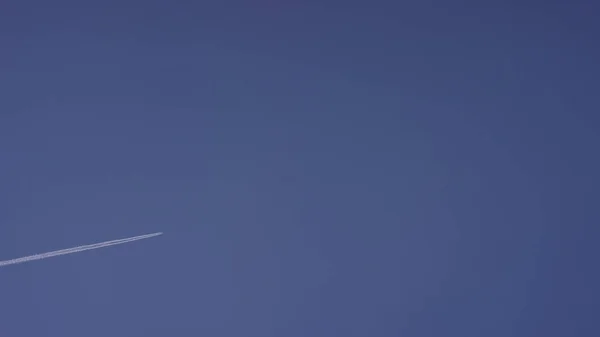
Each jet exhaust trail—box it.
[0,232,162,268]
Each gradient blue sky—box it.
[1,1,599,336]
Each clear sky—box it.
[1,1,598,336]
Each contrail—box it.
[0,232,162,268]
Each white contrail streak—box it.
[0,232,162,268]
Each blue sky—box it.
[1,1,599,336]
